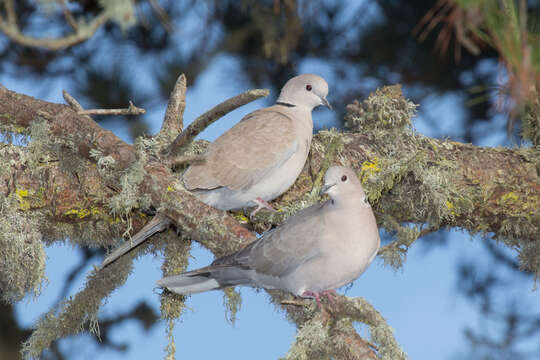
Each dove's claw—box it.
[302,290,322,309]
[250,197,277,219]
[321,289,337,305]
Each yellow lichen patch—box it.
[360,157,382,183]
[16,189,31,211]
[64,207,101,219]
[234,213,249,224]
[499,192,519,204]
[16,189,28,197]
[167,185,174,192]
[445,200,457,216]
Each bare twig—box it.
[58,0,79,31]
[4,0,17,27]
[281,299,308,306]
[169,154,205,167]
[166,88,270,154]
[148,0,173,33]
[77,101,146,116]
[62,90,85,112]
[160,73,187,135]
[0,12,108,50]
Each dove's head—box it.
[277,74,331,111]
[320,166,370,207]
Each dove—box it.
[183,74,331,217]
[99,74,330,269]
[157,166,381,307]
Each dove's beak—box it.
[320,97,332,110]
[320,183,335,196]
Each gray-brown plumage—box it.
[99,74,330,269]
[157,166,381,303]
[183,74,330,214]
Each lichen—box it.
[164,319,177,360]
[347,297,407,360]
[0,193,46,302]
[282,318,331,360]
[522,92,540,146]
[106,137,154,224]
[21,253,134,358]
[222,287,242,325]
[344,84,418,131]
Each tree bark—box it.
[1,84,538,359]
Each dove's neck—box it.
[273,103,314,134]
[330,193,371,210]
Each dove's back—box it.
[183,105,313,210]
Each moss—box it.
[16,188,31,211]
[347,297,407,360]
[0,193,46,302]
[22,253,135,358]
[64,207,101,219]
[282,318,331,360]
[164,319,177,360]
[344,84,418,131]
[222,287,242,325]
[522,91,540,146]
[160,233,190,319]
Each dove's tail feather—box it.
[157,273,221,294]
[156,265,253,295]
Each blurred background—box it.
[1,0,539,359]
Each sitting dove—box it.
[183,74,331,217]
[157,166,380,307]
[99,74,329,269]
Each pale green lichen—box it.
[344,84,418,131]
[0,193,46,302]
[348,297,407,360]
[309,128,350,200]
[282,319,330,360]
[222,287,242,325]
[21,254,134,358]
[164,319,177,360]
[107,137,154,220]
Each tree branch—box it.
[57,0,79,31]
[2,84,539,358]
[77,101,146,116]
[0,12,108,51]
[159,73,187,137]
[166,88,269,154]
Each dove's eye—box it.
[341,175,347,182]
[306,84,312,91]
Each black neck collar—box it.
[276,101,296,108]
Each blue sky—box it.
[4,42,539,360]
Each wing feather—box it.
[183,107,297,191]
[213,202,328,278]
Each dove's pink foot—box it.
[301,290,322,309]
[250,197,277,219]
[321,289,337,305]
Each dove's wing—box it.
[183,107,298,191]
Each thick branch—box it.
[2,85,539,358]
[166,88,269,154]
[1,86,136,170]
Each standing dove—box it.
[183,73,331,216]
[99,74,329,269]
[157,166,381,306]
